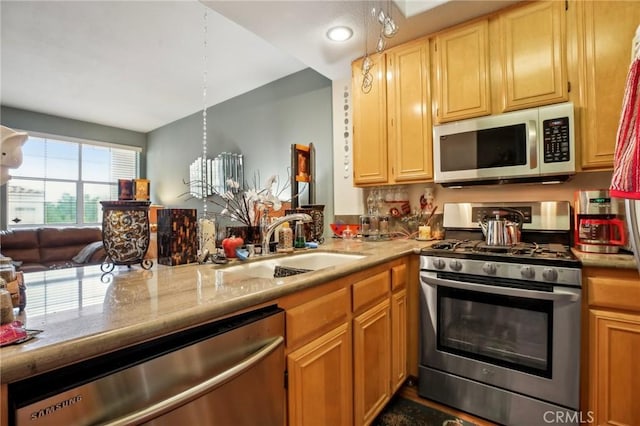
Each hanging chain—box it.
[361,2,373,93]
[202,8,208,213]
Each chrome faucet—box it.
[261,213,312,255]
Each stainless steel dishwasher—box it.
[8,305,285,425]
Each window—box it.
[6,133,140,228]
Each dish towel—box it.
[610,25,640,200]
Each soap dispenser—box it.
[294,222,306,249]
[278,221,294,253]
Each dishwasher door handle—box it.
[104,335,284,426]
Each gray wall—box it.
[0,106,147,229]
[1,106,147,150]
[147,68,334,232]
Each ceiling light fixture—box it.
[327,26,353,42]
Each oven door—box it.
[419,270,580,410]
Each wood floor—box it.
[397,379,497,426]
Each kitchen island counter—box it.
[0,238,428,384]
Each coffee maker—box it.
[575,189,627,253]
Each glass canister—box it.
[0,257,16,283]
[379,215,390,238]
[0,277,15,325]
[360,215,379,240]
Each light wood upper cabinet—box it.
[573,1,640,169]
[498,0,568,111]
[386,39,433,182]
[352,54,388,185]
[433,19,491,122]
[352,39,433,186]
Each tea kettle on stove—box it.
[479,208,525,246]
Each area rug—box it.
[372,396,477,426]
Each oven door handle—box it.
[420,272,579,302]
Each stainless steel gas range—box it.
[418,201,582,426]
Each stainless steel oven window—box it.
[436,286,553,378]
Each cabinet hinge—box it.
[565,0,568,11]
[284,370,288,389]
[434,42,437,52]
[568,81,571,93]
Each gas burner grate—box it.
[472,242,539,256]
[533,243,573,259]
[430,240,463,250]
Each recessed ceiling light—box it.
[327,26,353,42]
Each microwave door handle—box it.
[420,272,578,303]
[528,120,537,169]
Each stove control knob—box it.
[542,268,558,282]
[432,258,446,270]
[482,262,497,275]
[449,259,463,272]
[520,266,535,279]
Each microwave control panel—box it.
[542,117,570,163]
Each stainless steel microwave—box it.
[433,102,575,186]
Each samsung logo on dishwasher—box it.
[30,395,82,420]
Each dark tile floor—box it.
[372,395,477,426]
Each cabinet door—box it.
[499,1,568,111]
[391,288,407,393]
[576,1,640,169]
[352,53,388,185]
[287,323,353,426]
[386,39,434,182]
[434,20,490,122]
[589,309,640,426]
[353,299,391,426]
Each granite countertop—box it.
[571,248,638,269]
[0,238,428,384]
[4,237,635,384]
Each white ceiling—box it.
[1,1,519,133]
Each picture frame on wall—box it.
[290,143,316,209]
[293,144,311,183]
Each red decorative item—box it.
[222,236,244,258]
[329,223,360,238]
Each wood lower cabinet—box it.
[281,257,409,426]
[390,288,407,393]
[589,309,640,426]
[353,299,392,425]
[287,323,353,426]
[390,263,408,393]
[585,267,640,426]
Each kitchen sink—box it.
[220,251,367,279]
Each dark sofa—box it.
[0,227,107,272]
